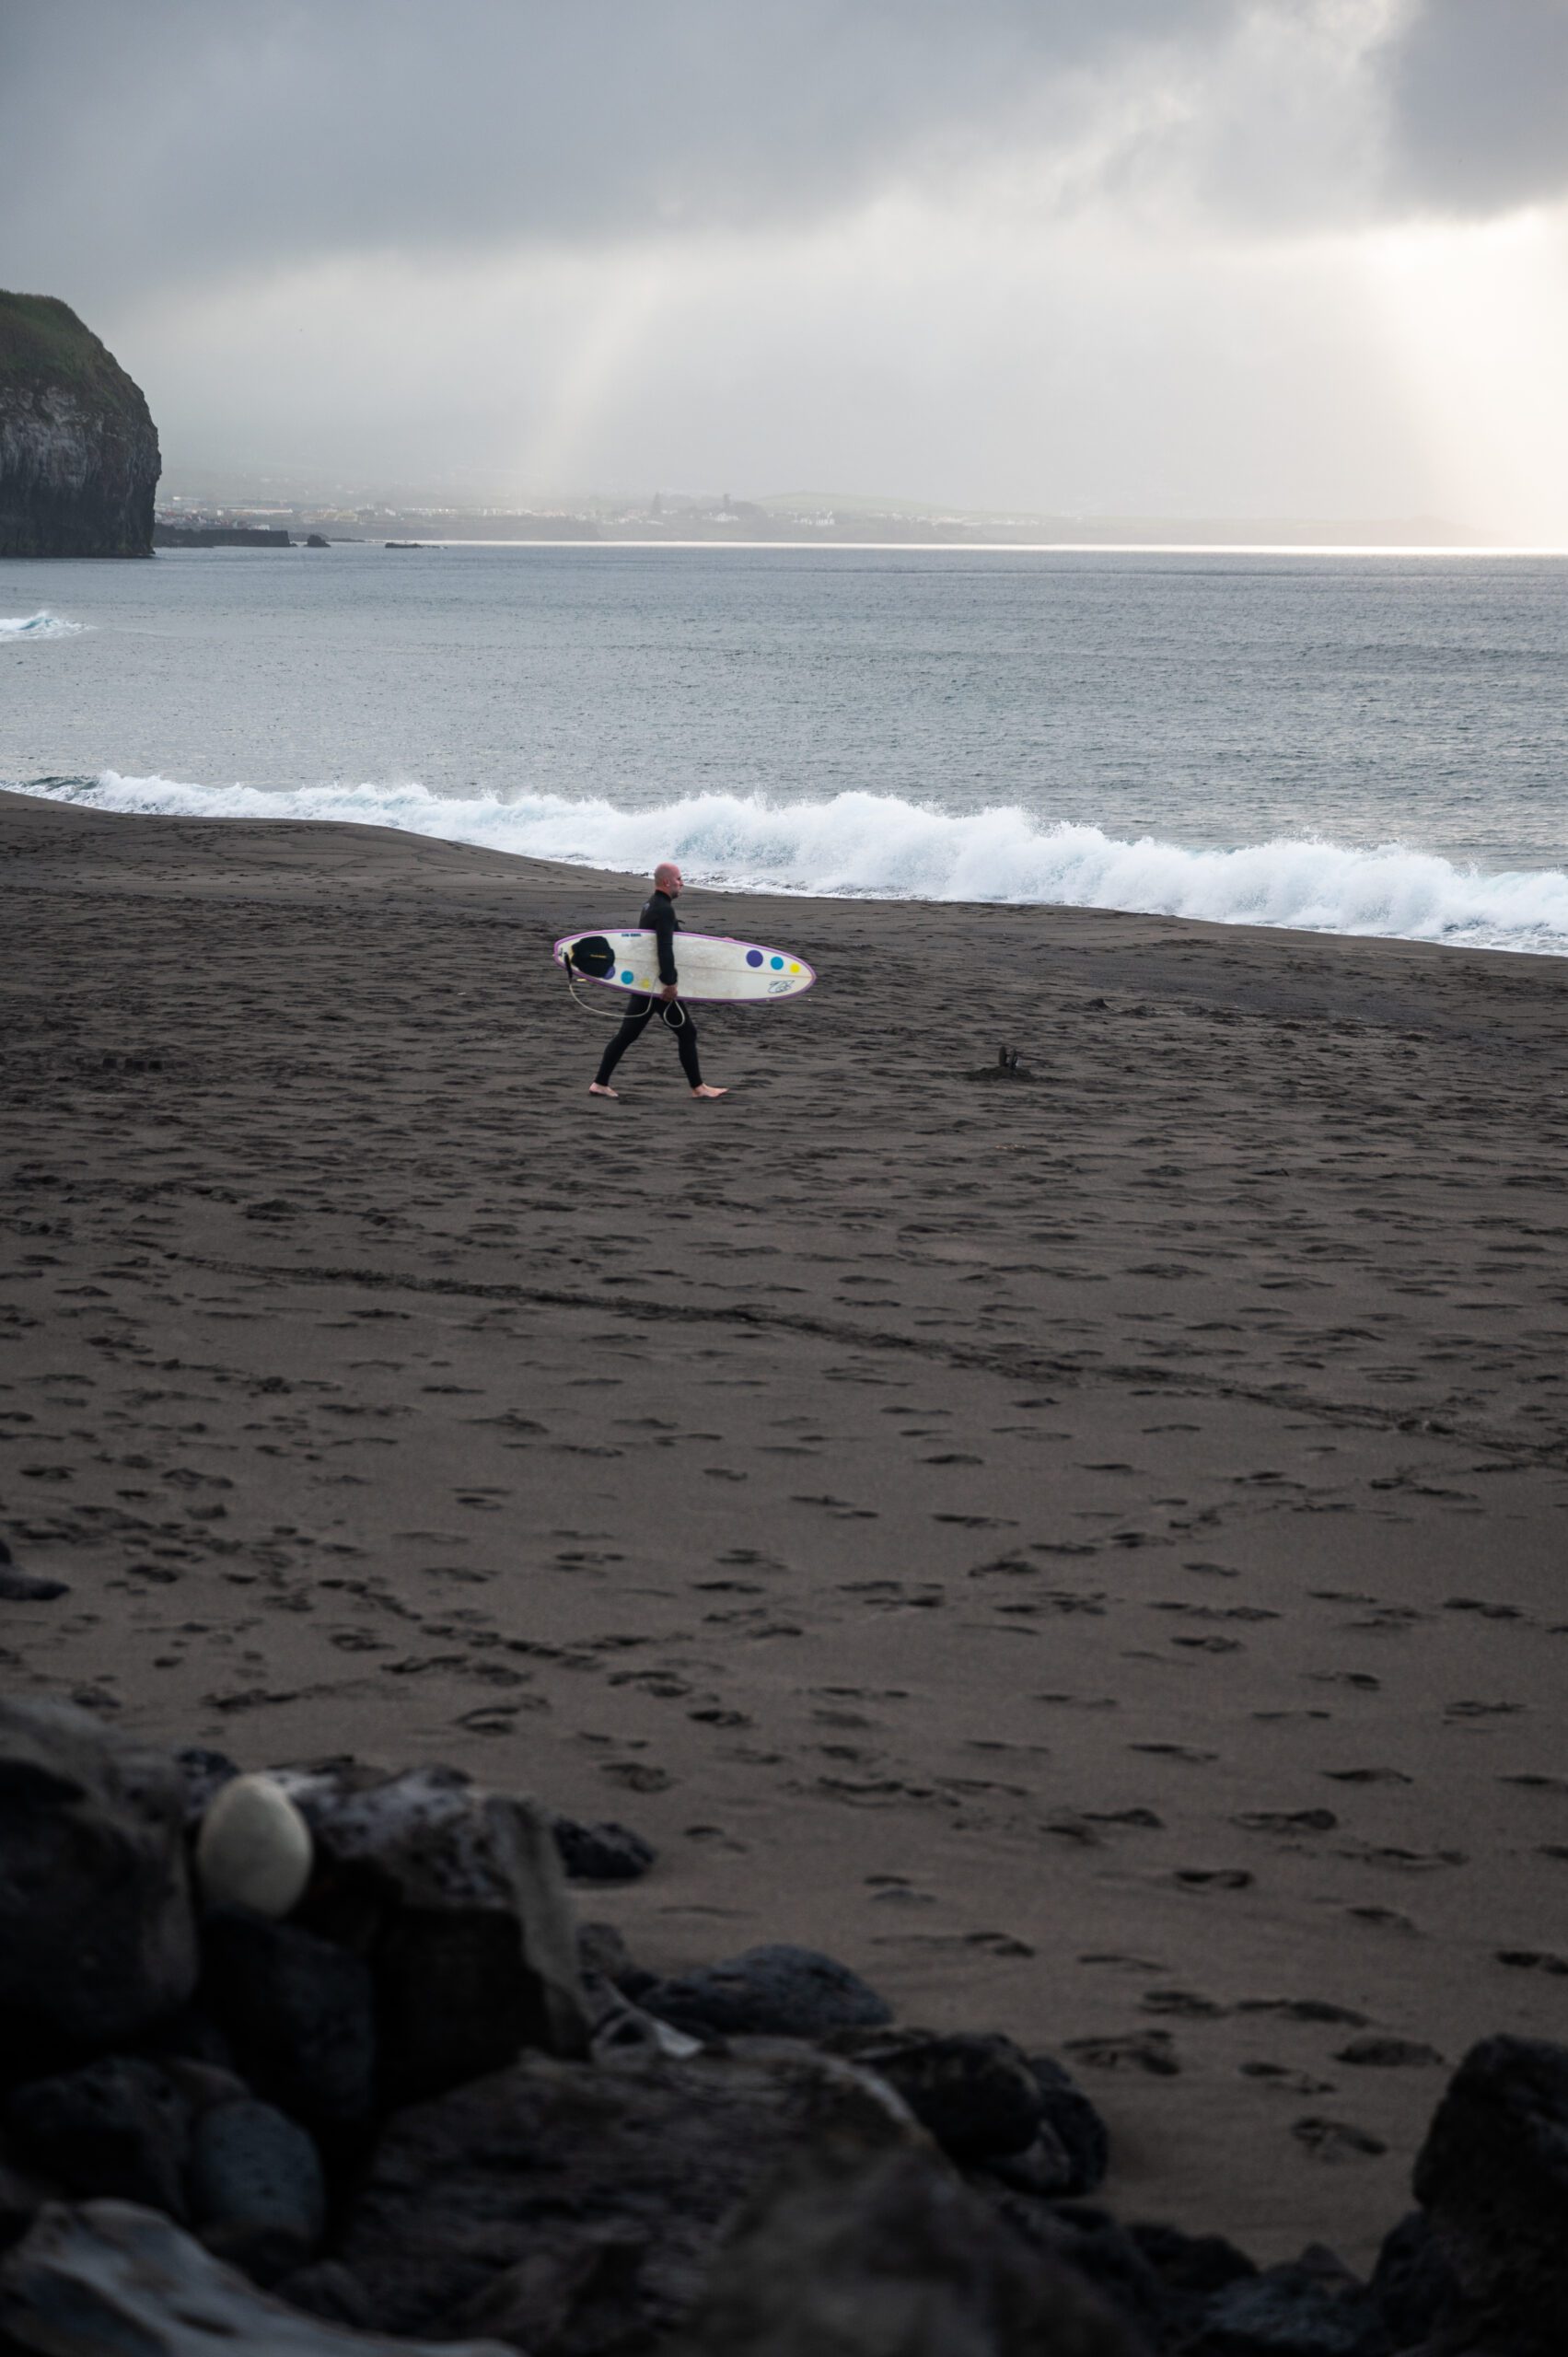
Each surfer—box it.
[588,863,728,1100]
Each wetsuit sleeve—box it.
[652,901,679,986]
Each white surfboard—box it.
[553,927,816,1004]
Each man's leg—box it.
[592,997,654,1093]
[669,1004,703,1088]
[668,1004,728,1098]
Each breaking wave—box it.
[0,611,86,639]
[21,771,1568,956]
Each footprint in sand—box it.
[1335,2036,1443,2067]
[1291,2117,1388,2162]
[1065,2030,1180,2077]
[1240,2062,1336,2094]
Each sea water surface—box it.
[3,541,1566,952]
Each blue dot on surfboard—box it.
[621,969,633,983]
[770,955,784,969]
[746,949,763,967]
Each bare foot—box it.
[588,1082,619,1098]
[691,1084,728,1099]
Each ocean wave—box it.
[0,611,86,639]
[21,771,1568,956]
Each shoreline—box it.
[7,780,1565,965]
[4,786,1567,2265]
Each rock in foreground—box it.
[670,2139,1147,2357]
[335,2039,921,2344]
[0,1697,197,2072]
[0,2199,508,2355]
[0,292,159,558]
[1413,2033,1568,2348]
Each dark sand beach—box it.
[4,784,1567,2266]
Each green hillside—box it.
[0,290,141,402]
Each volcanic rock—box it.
[668,2137,1148,2356]
[271,1760,588,2101]
[1028,2053,1111,2196]
[335,2039,922,2345]
[0,1698,198,2073]
[641,1942,892,2040]
[1180,2243,1390,2355]
[4,2059,191,2221]
[0,293,159,558]
[200,1910,376,2130]
[173,1747,241,1822]
[0,2144,52,2253]
[1412,2033,1568,2345]
[0,2199,509,2354]
[826,2027,1045,2162]
[1368,2212,1463,2350]
[552,1814,656,1882]
[188,2099,326,2284]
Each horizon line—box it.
[317,537,1568,558]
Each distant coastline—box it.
[153,487,1505,552]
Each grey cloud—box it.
[1380,0,1568,215]
[1,0,1238,307]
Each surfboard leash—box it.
[562,945,690,1028]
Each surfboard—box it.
[553,927,816,1004]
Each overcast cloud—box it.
[4,0,1566,531]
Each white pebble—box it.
[196,1772,313,1918]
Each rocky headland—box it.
[0,293,159,559]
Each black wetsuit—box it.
[593,890,703,1088]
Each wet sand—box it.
[4,783,1567,2263]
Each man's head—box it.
[654,861,683,898]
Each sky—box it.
[5,0,1568,533]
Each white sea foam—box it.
[0,611,86,639]
[25,771,1568,956]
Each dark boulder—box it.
[172,1747,241,1825]
[200,1910,376,2129]
[0,292,160,558]
[641,1943,892,2041]
[1368,2212,1463,2349]
[335,2039,922,2345]
[5,2058,191,2220]
[827,2027,1045,2162]
[576,1918,638,1989]
[1180,2244,1391,2355]
[978,2123,1079,2200]
[188,2099,325,2284]
[0,2142,54,2254]
[0,1698,198,2073]
[1412,2034,1568,2345]
[274,2258,378,2327]
[552,1814,656,1881]
[1005,2202,1171,2348]
[273,1761,588,2101]
[1127,2221,1257,2300]
[1029,2053,1111,2196]
[668,2138,1149,2356]
[0,2199,510,2353]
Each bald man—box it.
[589,862,728,1100]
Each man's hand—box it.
[659,983,679,1002]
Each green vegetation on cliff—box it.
[0,293,137,394]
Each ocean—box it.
[4,541,1566,953]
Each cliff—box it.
[0,292,160,557]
